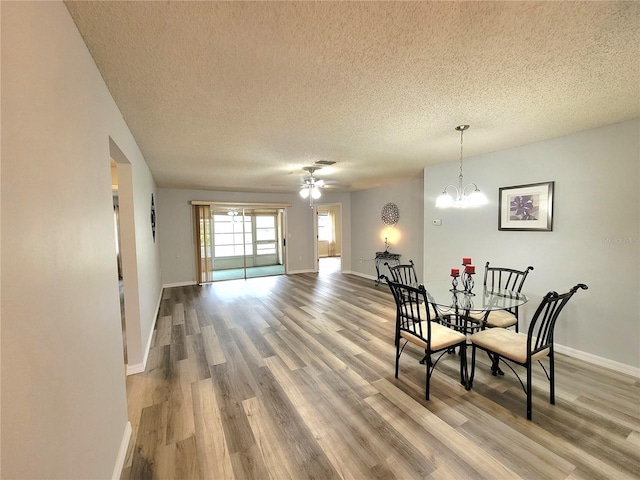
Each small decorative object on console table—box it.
[375,251,400,286]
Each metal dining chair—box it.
[469,261,534,332]
[384,261,441,345]
[385,259,419,285]
[384,276,468,400]
[469,283,588,420]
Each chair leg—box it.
[425,350,431,400]
[459,343,469,390]
[526,361,533,420]
[469,345,477,388]
[549,350,555,405]
[395,341,400,379]
[490,353,502,376]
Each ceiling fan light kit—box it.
[300,166,325,207]
[436,125,488,209]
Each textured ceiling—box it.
[64,1,640,194]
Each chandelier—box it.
[299,167,324,206]
[436,125,488,208]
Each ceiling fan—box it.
[295,164,350,206]
[299,166,325,206]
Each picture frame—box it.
[498,181,554,231]
[150,193,156,242]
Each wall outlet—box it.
[359,257,363,263]
[432,219,442,226]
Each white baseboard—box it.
[163,280,197,288]
[555,344,640,378]
[286,269,316,275]
[126,286,163,376]
[349,271,377,281]
[112,421,131,480]
[126,325,154,375]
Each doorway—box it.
[316,204,342,273]
[203,206,287,282]
[111,169,126,364]
[109,138,145,374]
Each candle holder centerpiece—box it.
[461,257,476,295]
[450,267,460,292]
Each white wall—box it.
[351,178,425,279]
[1,2,162,478]
[424,119,640,371]
[157,188,351,285]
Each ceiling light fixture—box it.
[436,125,488,208]
[300,167,324,207]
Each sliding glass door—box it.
[207,207,285,281]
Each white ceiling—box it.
[64,1,639,194]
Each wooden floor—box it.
[121,269,640,479]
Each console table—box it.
[375,251,400,286]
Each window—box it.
[255,215,277,255]
[212,214,253,257]
[212,212,279,257]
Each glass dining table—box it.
[422,281,529,331]
[421,281,529,385]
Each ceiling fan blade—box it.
[322,183,351,189]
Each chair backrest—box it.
[384,277,437,344]
[483,261,534,293]
[386,259,419,285]
[483,261,534,316]
[527,284,588,357]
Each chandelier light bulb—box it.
[436,192,454,208]
[468,188,488,206]
[300,188,310,199]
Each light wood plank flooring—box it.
[121,269,640,479]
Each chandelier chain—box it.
[459,127,464,180]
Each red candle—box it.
[465,264,475,274]
[462,257,472,265]
[450,268,460,277]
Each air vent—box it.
[315,160,336,166]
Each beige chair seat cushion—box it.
[470,328,549,364]
[468,309,517,328]
[401,321,466,351]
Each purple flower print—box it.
[510,195,538,221]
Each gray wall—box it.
[1,2,162,478]
[157,188,351,285]
[424,119,639,371]
[350,178,425,279]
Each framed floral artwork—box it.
[498,181,554,231]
